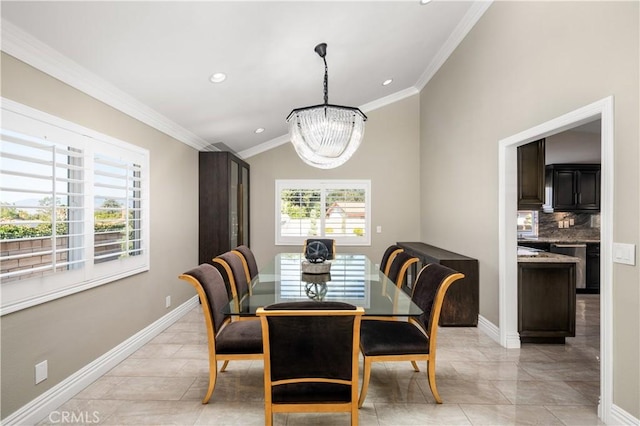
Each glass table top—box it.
[223,253,423,316]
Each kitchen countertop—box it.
[517,247,581,263]
[517,237,600,244]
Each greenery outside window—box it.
[275,180,371,246]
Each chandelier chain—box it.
[323,56,328,105]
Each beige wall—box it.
[419,1,639,417]
[0,53,199,419]
[246,94,421,268]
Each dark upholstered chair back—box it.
[181,264,229,336]
[213,251,250,300]
[257,301,363,425]
[233,245,259,280]
[264,301,356,386]
[303,238,336,260]
[380,245,403,275]
[412,263,461,332]
[386,251,419,288]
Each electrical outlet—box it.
[569,218,575,226]
[376,225,382,233]
[165,295,171,308]
[35,360,47,384]
[558,221,564,229]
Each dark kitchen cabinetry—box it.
[546,164,601,211]
[397,242,478,326]
[585,243,600,293]
[518,262,576,343]
[517,139,546,210]
[199,152,250,265]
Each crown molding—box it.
[238,134,291,159]
[415,0,493,90]
[360,86,419,114]
[1,19,212,152]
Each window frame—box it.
[1,98,150,315]
[275,179,371,246]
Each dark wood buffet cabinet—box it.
[199,152,250,265]
[397,242,479,326]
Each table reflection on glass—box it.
[223,253,423,317]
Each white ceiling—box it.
[1,1,489,157]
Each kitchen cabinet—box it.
[546,164,601,211]
[397,242,478,326]
[518,262,576,343]
[585,243,600,293]
[199,152,250,265]
[517,139,546,210]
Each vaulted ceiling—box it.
[1,1,491,157]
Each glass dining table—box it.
[223,253,423,317]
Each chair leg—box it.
[264,404,272,426]
[426,359,442,404]
[202,362,218,404]
[220,360,230,372]
[410,360,420,372]
[358,357,372,408]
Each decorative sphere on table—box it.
[305,241,329,263]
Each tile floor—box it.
[37,294,602,425]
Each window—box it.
[275,180,371,246]
[517,210,538,238]
[1,99,149,314]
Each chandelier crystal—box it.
[286,43,367,169]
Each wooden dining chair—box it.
[212,251,253,314]
[358,263,464,407]
[380,245,404,276]
[232,245,259,282]
[385,251,419,290]
[257,301,364,426]
[179,263,263,404]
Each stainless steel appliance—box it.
[550,243,587,289]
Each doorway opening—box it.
[498,97,613,422]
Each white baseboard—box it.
[610,403,640,426]
[2,296,199,426]
[477,314,500,343]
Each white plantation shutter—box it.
[275,180,371,245]
[93,155,143,263]
[0,99,149,314]
[0,129,87,280]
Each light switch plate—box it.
[35,360,47,384]
[613,242,636,265]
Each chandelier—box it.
[286,43,367,169]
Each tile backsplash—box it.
[538,211,600,240]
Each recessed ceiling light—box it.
[382,79,393,86]
[255,128,265,134]
[420,0,432,4]
[209,72,227,83]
